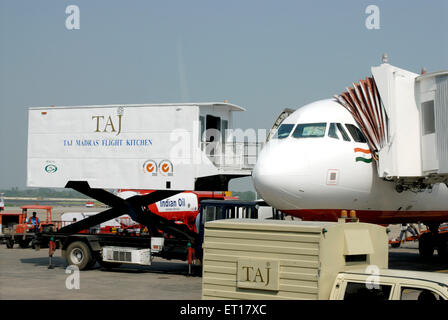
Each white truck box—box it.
[27,102,251,191]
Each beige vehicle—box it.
[201,218,448,300]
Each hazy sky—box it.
[0,0,447,190]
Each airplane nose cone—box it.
[252,140,308,208]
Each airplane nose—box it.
[252,140,308,208]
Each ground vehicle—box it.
[0,211,27,247]
[0,205,58,248]
[201,216,448,300]
[389,224,448,259]
[34,183,265,271]
[0,193,4,211]
[117,190,233,233]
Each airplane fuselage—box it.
[252,99,448,224]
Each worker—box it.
[28,212,41,232]
[48,237,57,269]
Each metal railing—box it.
[201,141,264,170]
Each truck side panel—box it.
[27,105,199,190]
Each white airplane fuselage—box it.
[252,99,448,224]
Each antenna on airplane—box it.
[382,53,388,64]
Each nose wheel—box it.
[418,224,448,260]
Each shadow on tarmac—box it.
[389,250,448,272]
[19,255,202,276]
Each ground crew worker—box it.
[48,237,57,269]
[28,212,40,232]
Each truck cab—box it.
[330,269,448,300]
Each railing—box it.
[201,141,264,170]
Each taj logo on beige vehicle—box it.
[237,259,279,291]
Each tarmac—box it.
[0,246,202,300]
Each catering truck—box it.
[201,217,448,300]
[27,102,263,271]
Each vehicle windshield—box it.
[292,123,327,138]
[272,124,295,139]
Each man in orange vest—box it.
[28,212,41,232]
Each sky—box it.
[0,0,447,191]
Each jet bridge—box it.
[335,59,448,191]
[27,102,263,192]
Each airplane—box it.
[251,98,448,257]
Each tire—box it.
[436,237,448,259]
[419,233,434,259]
[390,242,400,248]
[65,241,94,270]
[6,238,14,249]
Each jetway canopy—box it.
[27,102,262,191]
[336,62,448,189]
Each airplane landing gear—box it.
[418,223,448,260]
[418,232,434,259]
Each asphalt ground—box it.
[0,246,202,300]
[0,206,447,300]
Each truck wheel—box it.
[19,239,30,248]
[437,238,448,259]
[6,238,14,249]
[390,242,400,248]
[66,241,93,270]
[419,233,434,259]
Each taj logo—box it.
[44,164,58,173]
[92,107,124,136]
[237,259,279,291]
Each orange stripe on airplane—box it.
[354,148,371,154]
[283,209,448,224]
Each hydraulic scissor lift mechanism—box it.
[335,58,448,192]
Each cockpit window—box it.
[329,123,351,141]
[345,124,367,143]
[337,123,351,141]
[328,123,339,139]
[273,124,295,139]
[292,123,327,138]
